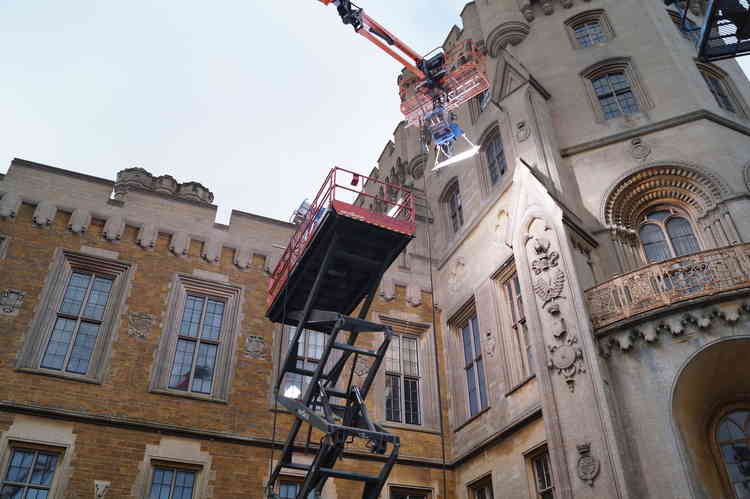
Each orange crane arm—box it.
[317,0,426,80]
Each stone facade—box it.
[2,0,750,498]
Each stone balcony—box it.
[585,244,750,330]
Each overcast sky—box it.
[1,1,748,222]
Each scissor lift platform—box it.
[266,168,416,326]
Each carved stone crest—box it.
[485,330,497,358]
[0,289,25,316]
[95,480,111,498]
[516,121,531,142]
[530,238,565,309]
[576,443,600,486]
[127,312,154,338]
[244,335,267,360]
[629,137,651,161]
[353,357,372,377]
[447,257,467,294]
[548,335,585,392]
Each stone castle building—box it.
[2,0,750,498]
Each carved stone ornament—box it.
[32,201,57,226]
[68,209,91,234]
[0,191,21,219]
[354,357,372,377]
[629,137,651,161]
[0,289,25,316]
[406,285,422,307]
[95,480,111,498]
[202,239,222,264]
[244,335,267,360]
[169,231,190,256]
[137,224,158,249]
[547,335,585,392]
[485,330,497,358]
[576,443,600,487]
[516,121,531,142]
[127,312,154,338]
[103,214,125,241]
[234,247,253,269]
[541,0,554,15]
[530,237,565,309]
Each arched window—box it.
[697,63,744,115]
[565,10,614,49]
[484,133,507,187]
[442,180,464,234]
[715,410,750,497]
[638,207,701,262]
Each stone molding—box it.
[486,22,531,57]
[32,201,57,226]
[744,161,750,192]
[68,208,91,234]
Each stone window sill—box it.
[150,387,228,405]
[382,421,441,435]
[505,374,536,397]
[16,367,102,385]
[453,406,491,433]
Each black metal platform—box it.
[266,209,413,327]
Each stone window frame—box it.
[150,274,242,403]
[469,89,491,123]
[636,204,704,263]
[146,460,202,499]
[378,316,437,432]
[0,233,8,260]
[564,9,615,50]
[0,442,67,498]
[580,57,653,123]
[389,485,433,499]
[467,474,494,499]
[525,444,555,499]
[710,403,750,498]
[440,177,464,237]
[493,261,535,392]
[17,249,133,384]
[667,9,701,45]
[696,61,748,118]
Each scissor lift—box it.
[266,168,416,499]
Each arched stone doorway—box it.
[672,337,750,498]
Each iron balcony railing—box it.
[585,243,750,330]
[268,167,416,307]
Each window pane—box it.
[647,210,671,222]
[640,224,671,263]
[386,374,402,423]
[306,331,325,360]
[5,450,34,483]
[41,318,77,370]
[59,273,91,316]
[0,485,23,498]
[534,453,553,491]
[180,297,204,338]
[666,217,700,257]
[279,483,298,499]
[462,326,474,365]
[466,365,479,417]
[82,277,112,320]
[404,378,420,425]
[476,359,488,410]
[201,300,224,341]
[26,490,49,499]
[191,343,217,394]
[402,337,419,377]
[150,468,174,499]
[29,454,57,486]
[386,337,401,373]
[66,322,100,374]
[471,317,481,360]
[169,339,196,391]
[173,470,195,499]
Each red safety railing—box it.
[268,167,416,306]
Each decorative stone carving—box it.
[234,247,253,269]
[68,209,91,234]
[530,238,565,309]
[516,121,531,142]
[127,312,154,338]
[406,285,422,307]
[170,231,190,256]
[486,22,531,57]
[95,480,110,498]
[561,0,573,8]
[629,137,651,161]
[114,167,214,205]
[485,329,497,358]
[103,215,125,241]
[137,224,158,249]
[548,335,585,392]
[541,0,554,15]
[447,257,467,294]
[0,289,25,316]
[32,201,57,226]
[380,278,395,301]
[0,191,21,219]
[576,443,600,486]
[636,324,659,343]
[201,239,222,264]
[244,336,267,360]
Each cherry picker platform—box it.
[265,168,416,499]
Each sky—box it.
[1,1,749,222]
[0,0,468,222]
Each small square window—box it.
[530,449,554,499]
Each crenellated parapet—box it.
[114,167,214,205]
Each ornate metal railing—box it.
[585,244,750,330]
